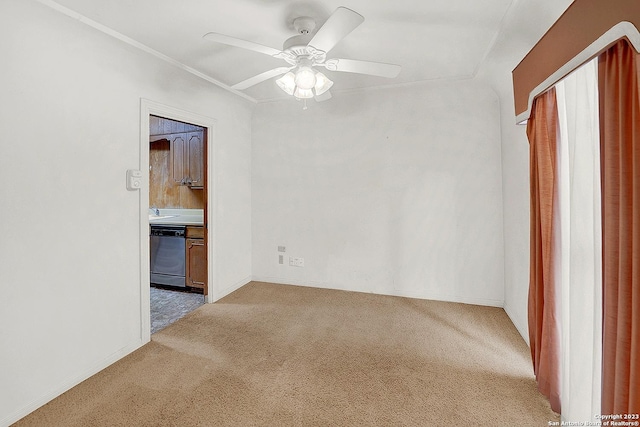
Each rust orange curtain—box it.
[598,38,640,415]
[527,87,562,413]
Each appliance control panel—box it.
[150,226,186,237]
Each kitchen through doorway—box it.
[148,114,208,334]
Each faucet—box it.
[151,206,159,216]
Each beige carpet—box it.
[14,281,559,426]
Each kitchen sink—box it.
[149,215,176,221]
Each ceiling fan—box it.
[203,6,401,103]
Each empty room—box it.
[1,0,638,425]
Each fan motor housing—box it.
[281,31,326,65]
[282,33,313,53]
[279,16,327,64]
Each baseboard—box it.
[250,276,328,290]
[210,275,252,302]
[388,288,504,308]
[504,303,530,345]
[250,276,504,308]
[2,340,145,427]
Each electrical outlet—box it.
[278,254,284,265]
[289,257,304,267]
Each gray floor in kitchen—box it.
[150,286,205,334]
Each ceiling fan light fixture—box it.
[294,87,314,99]
[205,7,402,106]
[276,72,296,95]
[314,72,333,96]
[294,66,316,90]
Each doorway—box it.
[139,99,216,342]
[149,115,207,333]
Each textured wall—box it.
[0,1,252,424]
[252,80,504,306]
[475,0,574,342]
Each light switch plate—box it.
[126,169,142,191]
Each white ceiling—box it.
[49,0,515,102]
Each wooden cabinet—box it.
[150,116,204,189]
[186,226,206,294]
[167,131,204,188]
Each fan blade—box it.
[203,32,282,57]
[231,67,293,90]
[308,7,364,54]
[325,58,401,78]
[315,90,332,102]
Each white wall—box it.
[476,0,574,341]
[0,0,577,422]
[0,1,252,425]
[252,81,505,306]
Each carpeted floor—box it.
[14,281,559,426]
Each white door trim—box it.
[139,99,217,342]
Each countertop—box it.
[148,208,204,226]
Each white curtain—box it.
[554,58,602,422]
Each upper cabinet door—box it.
[152,116,205,189]
[186,131,204,188]
[171,134,186,185]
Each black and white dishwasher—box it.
[150,225,186,287]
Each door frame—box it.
[139,99,217,342]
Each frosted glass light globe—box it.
[294,87,314,99]
[294,67,317,90]
[314,72,333,95]
[276,72,296,95]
